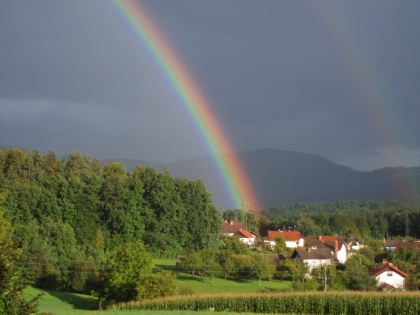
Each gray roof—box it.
[292,248,334,260]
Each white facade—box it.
[268,239,303,249]
[303,259,332,273]
[375,270,405,290]
[335,244,347,264]
[239,236,255,247]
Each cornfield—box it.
[109,291,420,315]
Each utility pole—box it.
[242,198,247,230]
[324,264,327,292]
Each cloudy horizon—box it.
[1,1,419,171]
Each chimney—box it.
[230,220,233,225]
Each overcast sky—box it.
[1,0,419,171]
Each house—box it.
[292,237,350,274]
[369,263,408,290]
[220,221,255,247]
[292,247,334,274]
[309,236,348,263]
[266,230,305,249]
[384,240,402,253]
[221,220,245,236]
[344,237,361,251]
[233,228,255,247]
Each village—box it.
[221,220,418,291]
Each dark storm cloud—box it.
[0,0,419,170]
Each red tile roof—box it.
[267,230,304,242]
[235,229,254,239]
[369,264,409,278]
[221,221,245,234]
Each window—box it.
[387,272,393,277]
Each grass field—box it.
[26,287,276,315]
[24,258,291,314]
[153,258,292,294]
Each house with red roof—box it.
[233,228,255,247]
[369,263,408,290]
[221,221,255,247]
[221,220,245,235]
[266,230,305,249]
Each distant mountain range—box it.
[108,148,420,210]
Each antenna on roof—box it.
[242,197,249,231]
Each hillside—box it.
[113,148,420,210]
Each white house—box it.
[309,236,349,263]
[220,221,255,247]
[369,263,408,290]
[234,228,255,247]
[292,248,334,274]
[267,230,305,249]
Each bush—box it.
[136,271,177,300]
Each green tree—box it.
[0,193,40,315]
[273,235,289,256]
[249,253,276,285]
[327,265,349,291]
[98,241,152,307]
[178,252,202,276]
[136,271,177,300]
[199,249,220,284]
[345,265,377,291]
[279,258,307,282]
[220,236,249,254]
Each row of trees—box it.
[259,200,420,240]
[0,148,222,292]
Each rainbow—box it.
[311,2,417,199]
[109,0,261,211]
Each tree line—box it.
[259,200,420,240]
[0,148,221,292]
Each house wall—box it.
[285,241,299,248]
[303,259,331,273]
[239,237,255,247]
[336,245,347,264]
[376,271,405,289]
[270,239,304,249]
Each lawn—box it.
[153,258,292,294]
[24,258,291,314]
[26,286,275,315]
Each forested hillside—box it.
[0,148,221,292]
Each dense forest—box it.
[0,148,221,292]
[1,147,420,296]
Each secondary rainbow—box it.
[109,0,261,211]
[311,2,416,198]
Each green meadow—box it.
[25,258,292,315]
